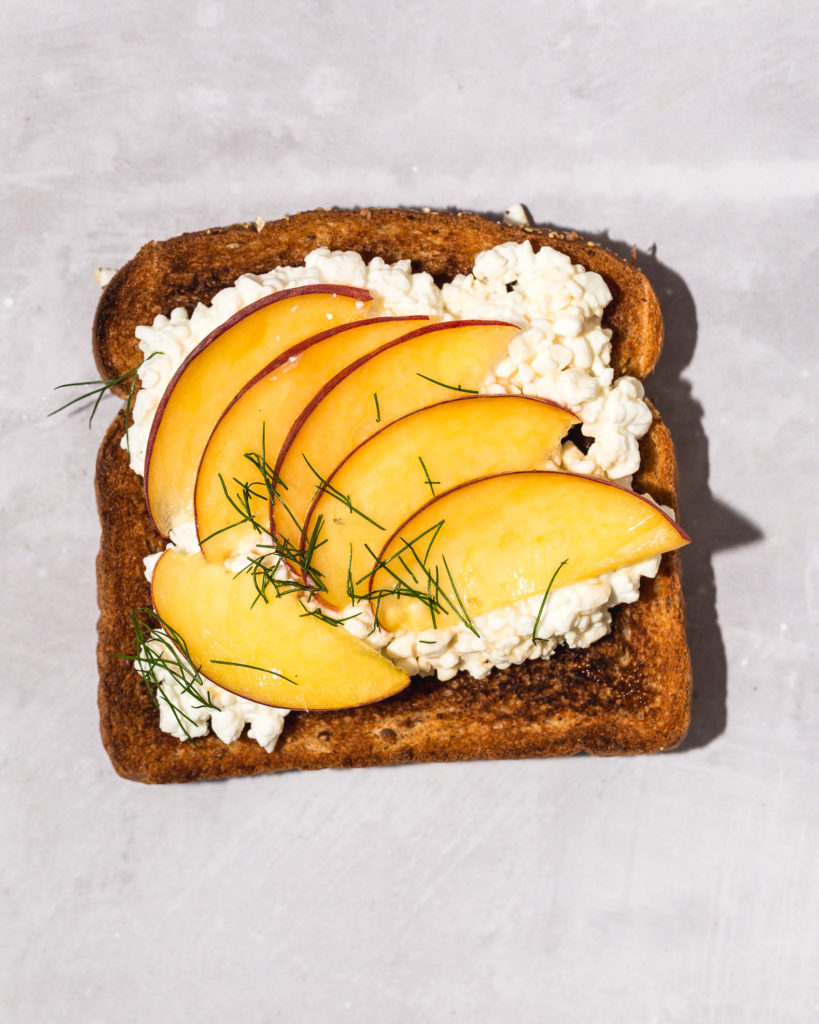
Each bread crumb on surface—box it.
[254,216,265,232]
[503,203,533,227]
[94,267,116,288]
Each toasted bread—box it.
[94,208,690,783]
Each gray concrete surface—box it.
[2,1,817,1021]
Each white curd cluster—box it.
[125,240,659,750]
[450,242,654,482]
[135,626,289,752]
[341,555,661,682]
[126,250,443,476]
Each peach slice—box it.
[369,471,690,633]
[195,316,428,565]
[304,395,579,609]
[145,285,372,537]
[272,320,519,560]
[151,548,408,711]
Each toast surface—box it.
[94,208,663,388]
[94,208,690,783]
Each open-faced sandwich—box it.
[90,207,690,782]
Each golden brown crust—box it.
[93,208,663,389]
[94,208,689,783]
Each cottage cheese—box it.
[341,554,661,682]
[134,612,289,752]
[128,240,659,749]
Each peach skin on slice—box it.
[271,320,519,562]
[195,316,428,565]
[151,548,408,711]
[144,285,372,537]
[369,471,690,633]
[304,395,579,609]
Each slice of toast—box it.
[94,207,690,783]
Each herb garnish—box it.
[301,454,385,530]
[418,456,439,497]
[198,422,294,545]
[416,373,478,394]
[373,392,381,423]
[354,530,445,630]
[211,659,299,686]
[230,512,328,607]
[440,553,479,636]
[198,424,330,600]
[532,559,569,642]
[49,351,162,460]
[362,519,481,636]
[116,606,219,743]
[298,598,361,628]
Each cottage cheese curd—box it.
[134,581,289,751]
[128,240,659,749]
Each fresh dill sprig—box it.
[418,456,439,497]
[532,559,569,642]
[242,423,324,547]
[416,373,478,395]
[440,553,479,636]
[199,423,330,603]
[359,518,485,636]
[49,351,162,461]
[211,658,299,686]
[345,544,359,604]
[301,513,327,580]
[244,425,285,503]
[50,361,144,423]
[298,598,361,628]
[366,519,481,636]
[233,518,326,601]
[373,392,381,423]
[363,519,445,584]
[397,553,419,584]
[233,518,328,607]
[114,606,219,743]
[196,471,269,546]
[301,454,385,530]
[197,422,290,546]
[235,552,316,607]
[357,539,445,630]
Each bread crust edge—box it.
[93,208,689,783]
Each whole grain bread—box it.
[94,207,690,783]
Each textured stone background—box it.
[2,1,817,1021]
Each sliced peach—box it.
[145,286,372,537]
[272,320,519,560]
[194,316,428,564]
[304,395,579,609]
[369,471,690,632]
[151,548,408,710]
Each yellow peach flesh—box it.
[151,548,408,710]
[370,471,690,632]
[305,395,579,609]
[272,321,519,561]
[145,287,371,537]
[195,317,427,564]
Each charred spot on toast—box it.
[471,630,654,718]
[360,606,657,725]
